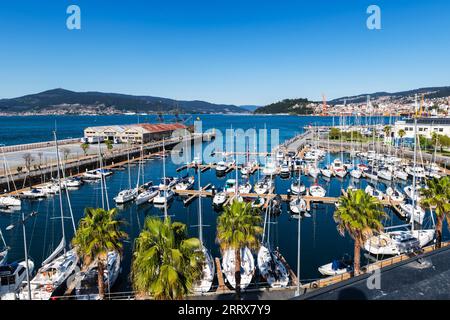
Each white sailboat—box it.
[114,148,138,204]
[18,132,79,300]
[222,247,254,290]
[135,186,159,205]
[193,169,215,293]
[309,183,326,198]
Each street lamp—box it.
[6,210,38,300]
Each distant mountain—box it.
[0,89,248,114]
[254,98,313,115]
[239,105,260,112]
[329,86,450,104]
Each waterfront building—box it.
[83,123,188,144]
[393,117,450,139]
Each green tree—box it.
[383,125,392,144]
[105,139,113,153]
[329,128,341,140]
[131,217,204,300]
[216,200,263,298]
[420,177,450,248]
[334,190,386,275]
[81,143,90,156]
[72,208,127,299]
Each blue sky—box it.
[0,0,449,105]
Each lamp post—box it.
[295,213,302,297]
[6,211,37,300]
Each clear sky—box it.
[0,0,449,105]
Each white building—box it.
[394,117,450,139]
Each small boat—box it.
[174,176,195,191]
[215,161,228,175]
[394,170,408,181]
[153,189,175,205]
[114,188,138,204]
[222,247,254,290]
[158,177,178,189]
[262,159,277,176]
[213,190,227,207]
[331,159,347,178]
[307,164,320,179]
[318,258,352,276]
[377,169,393,181]
[270,195,282,215]
[238,182,252,194]
[400,203,426,225]
[0,196,21,208]
[350,169,362,179]
[385,187,405,202]
[320,167,333,178]
[405,166,426,179]
[289,197,307,215]
[62,177,83,188]
[257,246,289,288]
[82,169,113,180]
[276,150,284,161]
[224,179,237,193]
[309,184,326,198]
[251,197,265,209]
[279,164,290,177]
[290,180,306,195]
[135,186,159,205]
[0,260,35,299]
[21,188,47,199]
[365,185,384,201]
[254,177,272,195]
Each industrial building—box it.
[83,123,188,144]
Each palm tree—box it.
[216,200,263,298]
[334,190,386,275]
[131,217,204,300]
[72,207,127,299]
[383,125,392,145]
[398,129,406,150]
[421,176,450,248]
[81,142,89,156]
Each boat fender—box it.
[311,282,319,289]
[46,284,54,293]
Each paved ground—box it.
[296,245,450,300]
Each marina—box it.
[0,114,449,300]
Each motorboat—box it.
[262,159,277,176]
[394,170,408,181]
[350,169,362,179]
[222,247,254,290]
[318,258,352,276]
[279,164,290,177]
[364,229,435,256]
[0,260,35,299]
[365,185,384,201]
[215,161,228,175]
[377,169,392,181]
[257,246,289,288]
[320,167,333,178]
[82,169,113,180]
[404,185,422,202]
[0,196,21,208]
[213,190,227,207]
[405,166,426,179]
[153,189,175,205]
[114,188,138,204]
[238,182,252,194]
[254,177,272,195]
[309,184,326,198]
[224,179,237,193]
[307,164,319,179]
[62,177,83,188]
[158,177,178,189]
[135,186,159,205]
[331,159,347,178]
[276,150,284,161]
[21,188,47,199]
[175,176,195,191]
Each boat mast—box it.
[411,95,418,231]
[54,131,66,254]
[163,138,168,219]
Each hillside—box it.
[254,98,313,115]
[0,89,247,115]
[329,86,450,104]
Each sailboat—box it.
[153,139,175,205]
[257,204,289,288]
[222,247,254,290]
[0,151,21,209]
[18,132,79,300]
[364,96,435,256]
[114,148,138,204]
[192,169,215,293]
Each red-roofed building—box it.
[84,123,188,144]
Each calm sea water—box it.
[0,114,446,294]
